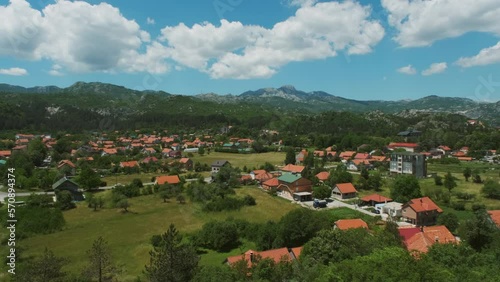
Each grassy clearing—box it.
[101,172,157,186]
[191,152,286,169]
[19,187,297,281]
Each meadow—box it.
[18,187,298,281]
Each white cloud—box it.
[382,0,500,47]
[0,67,28,76]
[397,65,417,75]
[422,62,447,76]
[147,17,155,25]
[48,64,64,76]
[161,1,384,79]
[0,0,384,79]
[456,41,500,68]
[0,0,167,74]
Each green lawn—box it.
[191,151,286,170]
[18,187,297,281]
[101,172,157,186]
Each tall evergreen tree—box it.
[284,148,296,165]
[82,237,118,282]
[144,224,199,282]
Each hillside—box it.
[0,82,499,132]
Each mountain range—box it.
[1,82,499,124]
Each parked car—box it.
[313,199,327,208]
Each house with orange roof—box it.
[255,172,273,183]
[57,160,76,175]
[360,194,392,206]
[331,183,357,199]
[226,247,302,267]
[488,210,500,228]
[0,150,12,159]
[101,148,117,156]
[334,219,368,231]
[12,145,27,152]
[315,171,330,182]
[142,147,156,155]
[155,175,181,185]
[141,157,159,164]
[179,158,193,170]
[295,149,308,163]
[402,197,443,226]
[281,164,305,173]
[262,178,279,191]
[339,151,356,160]
[399,225,457,254]
[354,153,371,160]
[120,161,139,168]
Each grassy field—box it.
[191,151,286,169]
[101,172,157,186]
[18,187,298,281]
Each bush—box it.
[451,201,466,211]
[481,180,500,199]
[243,195,257,206]
[434,175,443,186]
[112,184,141,198]
[202,197,245,212]
[3,206,65,238]
[194,220,240,251]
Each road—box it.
[0,179,213,202]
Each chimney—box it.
[420,226,424,232]
[249,251,254,262]
[435,236,439,242]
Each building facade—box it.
[390,152,427,178]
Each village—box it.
[1,125,500,275]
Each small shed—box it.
[293,192,313,202]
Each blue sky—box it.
[1,0,500,101]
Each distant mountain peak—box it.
[279,85,296,91]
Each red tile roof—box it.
[262,178,279,187]
[156,175,181,185]
[102,148,117,155]
[252,169,267,176]
[360,194,392,203]
[398,227,421,242]
[401,225,457,254]
[0,150,12,157]
[179,158,191,164]
[335,219,368,230]
[255,172,273,182]
[282,164,305,173]
[388,142,419,148]
[354,153,370,160]
[227,247,301,267]
[405,197,442,213]
[339,151,356,158]
[120,161,139,168]
[488,210,500,227]
[58,160,76,169]
[315,171,330,181]
[334,183,357,194]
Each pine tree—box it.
[82,237,118,282]
[144,224,199,282]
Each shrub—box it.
[112,184,140,198]
[451,201,466,211]
[202,197,244,212]
[243,195,257,206]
